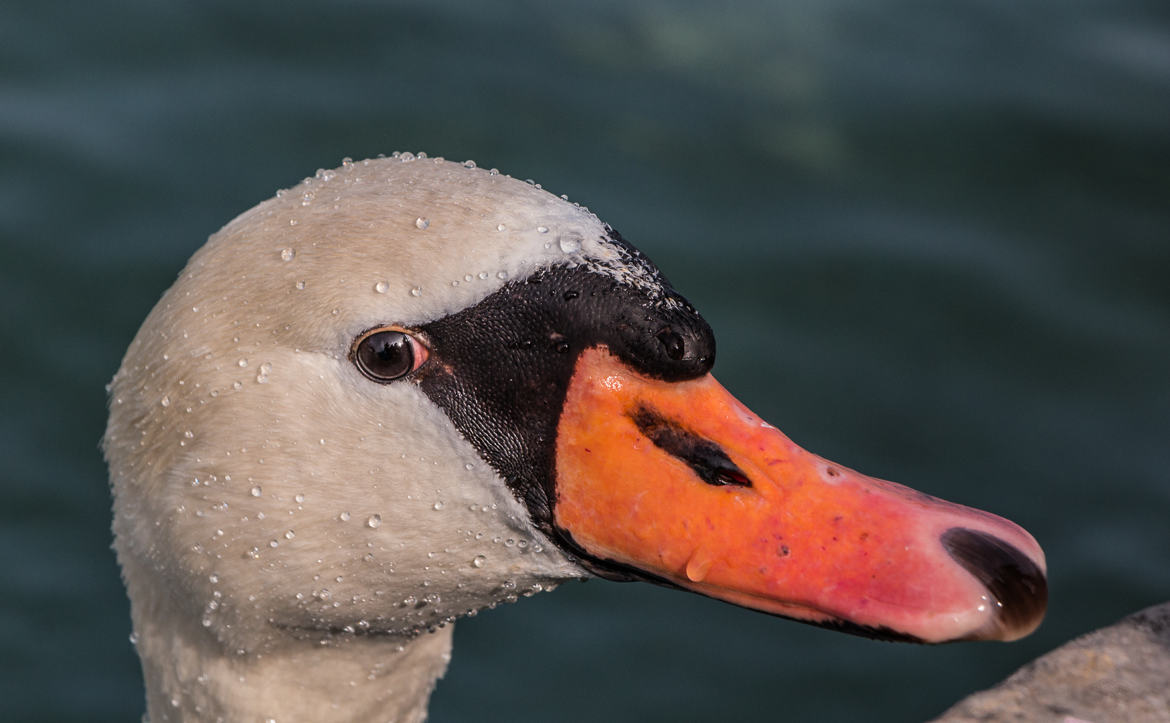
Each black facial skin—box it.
[414,228,714,538]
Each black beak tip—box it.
[941,527,1049,640]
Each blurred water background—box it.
[2,1,1168,721]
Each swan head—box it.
[106,155,1047,675]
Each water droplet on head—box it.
[415,217,430,230]
[463,160,477,169]
[537,226,549,234]
[238,358,248,368]
[367,514,382,529]
[472,555,486,568]
[432,501,444,511]
[374,281,389,294]
[295,280,306,290]
[409,286,422,297]
[250,486,262,497]
[496,223,506,232]
[339,511,351,522]
[294,493,305,504]
[558,232,583,254]
[280,248,295,262]
[160,395,171,408]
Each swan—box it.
[105,154,1048,722]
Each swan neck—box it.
[133,597,453,723]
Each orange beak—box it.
[554,348,1047,643]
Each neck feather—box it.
[131,583,454,723]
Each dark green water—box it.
[3,1,1168,721]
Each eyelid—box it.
[405,332,430,371]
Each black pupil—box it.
[358,331,414,381]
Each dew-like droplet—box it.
[294,493,305,504]
[339,511,351,522]
[238,358,248,368]
[432,501,444,511]
[367,514,382,529]
[280,248,295,262]
[537,226,549,234]
[374,281,389,294]
[685,547,715,582]
[409,287,422,297]
[295,280,306,290]
[250,486,262,497]
[472,555,486,568]
[463,160,477,169]
[415,217,430,230]
[558,232,582,254]
[496,223,506,232]
[160,395,171,408]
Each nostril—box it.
[656,327,685,361]
[941,528,1048,640]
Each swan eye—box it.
[353,328,429,382]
